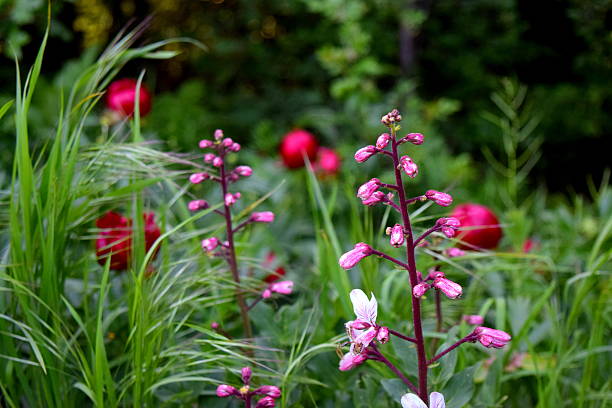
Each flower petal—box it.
[350,289,377,323]
[400,393,428,408]
[429,392,445,408]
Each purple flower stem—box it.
[214,209,226,217]
[381,183,400,190]
[219,151,253,340]
[247,296,263,311]
[245,396,252,408]
[404,196,425,205]
[435,289,443,333]
[370,345,419,394]
[390,127,429,402]
[232,219,252,234]
[388,328,417,343]
[383,199,401,213]
[427,336,473,365]
[413,225,440,248]
[370,249,410,270]
[377,149,393,158]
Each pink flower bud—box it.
[255,396,276,408]
[188,199,209,211]
[362,191,386,206]
[216,384,238,398]
[376,133,391,149]
[339,243,373,269]
[381,109,402,126]
[354,145,377,163]
[212,157,224,167]
[222,137,233,147]
[241,367,252,384]
[425,190,453,207]
[204,153,215,163]
[339,352,367,371]
[270,280,293,295]
[199,139,213,148]
[377,326,389,344]
[404,132,424,145]
[214,129,224,140]
[201,237,219,252]
[357,178,381,199]
[432,272,462,299]
[463,315,484,325]
[230,142,241,152]
[255,385,281,398]
[262,289,272,298]
[189,173,208,184]
[445,247,466,257]
[389,224,405,247]
[250,211,275,223]
[235,166,253,177]
[436,217,461,228]
[348,319,371,330]
[441,227,456,238]
[211,321,220,329]
[225,193,240,206]
[473,326,511,348]
[399,156,418,178]
[412,282,430,298]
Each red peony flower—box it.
[315,147,342,176]
[95,211,161,270]
[106,78,152,118]
[450,203,502,250]
[279,129,319,169]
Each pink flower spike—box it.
[222,137,233,147]
[425,190,453,207]
[339,352,367,371]
[201,237,219,252]
[204,153,215,163]
[189,172,208,184]
[212,157,224,167]
[339,243,373,269]
[377,326,390,344]
[214,129,224,140]
[357,178,381,199]
[389,224,405,247]
[445,247,466,257]
[230,142,241,152]
[241,367,252,385]
[188,199,209,211]
[256,396,276,408]
[354,145,377,162]
[362,191,386,206]
[235,165,253,176]
[199,139,213,148]
[399,156,418,178]
[463,315,484,325]
[250,211,275,223]
[404,133,424,145]
[254,385,281,398]
[216,384,238,398]
[376,133,391,149]
[473,326,511,348]
[413,282,431,298]
[270,280,293,295]
[432,272,462,299]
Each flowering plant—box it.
[337,109,511,405]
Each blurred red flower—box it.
[262,251,286,283]
[279,129,319,169]
[95,211,161,270]
[106,78,152,118]
[315,147,342,176]
[450,203,502,250]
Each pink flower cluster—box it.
[216,367,282,407]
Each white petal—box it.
[400,393,428,408]
[429,392,445,408]
[350,289,370,320]
[368,292,378,323]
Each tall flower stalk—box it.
[338,109,511,406]
[190,129,291,340]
